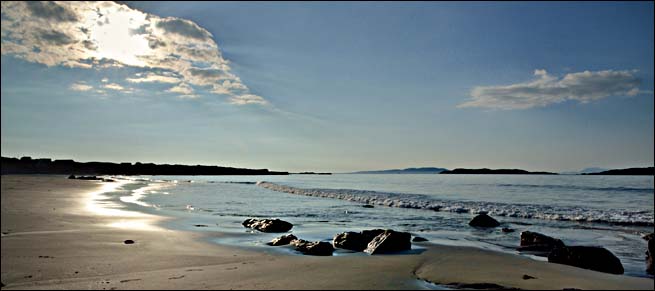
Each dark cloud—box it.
[156,18,211,40]
[188,68,225,79]
[82,40,97,50]
[38,29,75,46]
[147,37,166,49]
[26,1,78,22]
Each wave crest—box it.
[257,181,654,227]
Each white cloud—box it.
[101,78,109,83]
[1,1,266,106]
[126,72,180,84]
[459,69,646,110]
[103,83,126,91]
[167,83,194,95]
[229,94,268,105]
[70,82,93,91]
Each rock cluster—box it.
[518,231,624,275]
[265,226,418,256]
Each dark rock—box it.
[242,218,257,228]
[647,238,654,275]
[194,224,208,227]
[412,236,429,242]
[242,218,293,233]
[123,240,135,244]
[362,204,374,208]
[364,229,412,255]
[468,213,500,228]
[548,246,624,275]
[102,178,116,182]
[267,234,297,246]
[291,239,334,256]
[643,233,654,241]
[67,174,76,179]
[522,274,536,280]
[518,231,565,256]
[76,175,101,180]
[502,228,515,233]
[332,229,385,252]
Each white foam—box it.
[257,181,654,226]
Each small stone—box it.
[123,240,135,244]
[362,204,374,208]
[522,274,536,280]
[502,227,515,233]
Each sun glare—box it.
[84,6,151,67]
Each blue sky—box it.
[1,1,653,172]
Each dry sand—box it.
[1,175,652,290]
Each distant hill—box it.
[350,167,448,174]
[440,168,558,175]
[582,167,654,176]
[1,156,288,175]
[560,167,609,175]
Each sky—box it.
[1,1,653,173]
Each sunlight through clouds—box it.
[0,1,266,104]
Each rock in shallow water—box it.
[501,227,515,233]
[267,234,297,246]
[364,230,412,255]
[332,229,385,252]
[468,213,500,228]
[291,239,334,256]
[242,218,293,233]
[548,246,624,275]
[518,231,565,256]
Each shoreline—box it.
[1,175,653,290]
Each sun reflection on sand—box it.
[86,179,163,231]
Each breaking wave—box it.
[257,181,654,227]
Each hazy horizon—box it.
[2,1,653,173]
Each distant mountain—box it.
[440,168,558,175]
[560,167,609,175]
[350,167,448,174]
[582,167,654,176]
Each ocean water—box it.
[105,174,654,278]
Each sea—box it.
[101,174,654,278]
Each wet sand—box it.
[1,175,652,290]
